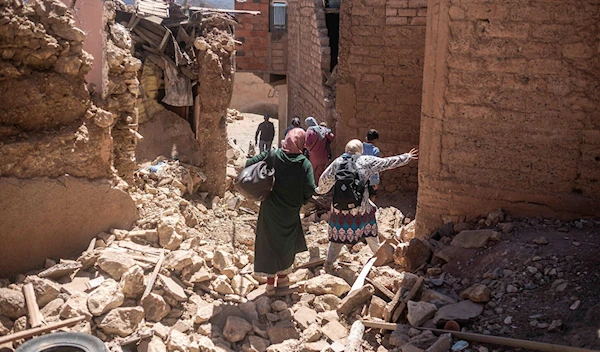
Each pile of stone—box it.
[226,109,244,123]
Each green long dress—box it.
[245,149,316,276]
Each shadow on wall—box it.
[230,72,279,117]
[240,102,279,118]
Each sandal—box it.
[265,284,276,297]
[276,276,291,289]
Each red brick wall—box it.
[416,0,600,235]
[286,0,333,129]
[336,0,427,192]
[235,0,270,71]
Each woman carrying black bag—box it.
[244,128,316,296]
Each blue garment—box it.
[362,142,380,185]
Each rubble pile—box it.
[1,131,598,352]
[226,108,244,123]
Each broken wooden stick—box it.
[0,316,86,345]
[295,258,325,270]
[349,257,376,293]
[345,320,365,352]
[392,277,424,322]
[360,321,597,352]
[366,278,394,300]
[22,283,44,328]
[142,250,165,300]
[86,237,96,253]
[384,285,404,322]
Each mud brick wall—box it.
[336,0,427,192]
[286,0,331,129]
[235,0,269,71]
[416,0,600,235]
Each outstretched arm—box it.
[315,161,337,194]
[362,148,418,177]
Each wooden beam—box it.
[188,7,261,15]
[134,27,161,48]
[295,259,325,270]
[392,277,424,322]
[0,316,86,345]
[349,257,376,293]
[159,31,171,53]
[383,285,404,322]
[142,250,165,300]
[23,284,43,328]
[134,26,163,45]
[345,321,365,352]
[366,278,394,300]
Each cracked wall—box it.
[416,0,600,236]
[0,0,137,278]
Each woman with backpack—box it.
[244,128,316,295]
[305,117,335,185]
[315,139,419,273]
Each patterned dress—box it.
[315,153,412,244]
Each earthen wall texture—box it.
[416,0,600,235]
[286,0,332,131]
[336,0,427,192]
[235,0,270,71]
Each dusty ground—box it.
[227,113,280,156]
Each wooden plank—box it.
[345,320,365,352]
[134,27,161,48]
[159,31,171,53]
[383,285,404,322]
[360,322,599,352]
[365,278,394,300]
[23,284,43,328]
[189,7,261,15]
[392,277,424,322]
[134,26,163,44]
[349,257,376,293]
[142,250,164,300]
[0,316,86,345]
[85,238,96,253]
[295,259,325,270]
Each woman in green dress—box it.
[245,128,316,295]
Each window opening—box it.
[270,2,287,32]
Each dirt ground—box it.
[227,113,280,156]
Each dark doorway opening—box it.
[325,13,339,72]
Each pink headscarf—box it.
[283,128,306,154]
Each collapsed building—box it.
[0,0,236,277]
[234,0,600,235]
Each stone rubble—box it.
[0,95,596,352]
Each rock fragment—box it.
[98,307,144,337]
[87,279,125,316]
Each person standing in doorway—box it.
[305,117,334,185]
[362,129,381,202]
[255,114,275,153]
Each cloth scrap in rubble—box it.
[161,58,193,107]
